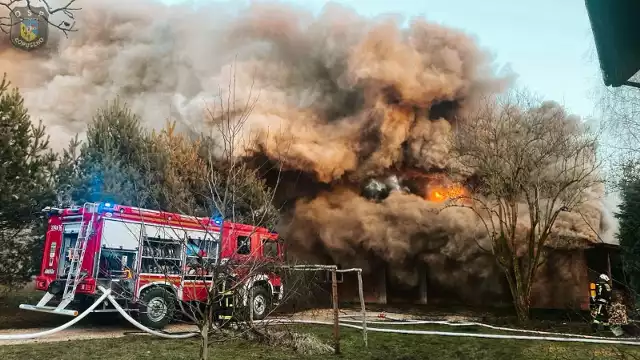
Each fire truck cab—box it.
[20,202,284,329]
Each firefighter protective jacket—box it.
[594,281,612,304]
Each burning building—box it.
[301,175,620,311]
[278,171,619,311]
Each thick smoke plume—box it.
[1,0,615,302]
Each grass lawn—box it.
[2,325,640,360]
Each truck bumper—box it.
[18,303,79,317]
[18,291,79,317]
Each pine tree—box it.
[0,73,56,294]
[69,98,159,208]
[615,160,640,301]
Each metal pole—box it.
[332,269,340,355]
[357,270,368,347]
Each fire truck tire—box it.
[251,285,271,321]
[138,287,176,329]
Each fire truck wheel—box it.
[251,286,271,320]
[139,287,176,329]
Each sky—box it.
[161,0,603,120]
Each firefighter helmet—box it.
[599,273,610,282]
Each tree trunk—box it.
[504,266,532,324]
[200,317,209,360]
[513,289,531,324]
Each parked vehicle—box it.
[20,202,284,329]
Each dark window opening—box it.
[237,236,251,255]
[586,247,610,283]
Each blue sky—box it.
[162,0,602,120]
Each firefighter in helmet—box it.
[591,273,612,330]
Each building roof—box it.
[591,241,620,250]
[585,0,640,87]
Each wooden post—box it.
[419,264,428,305]
[379,267,387,304]
[332,269,340,355]
[357,270,368,347]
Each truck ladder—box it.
[58,202,99,310]
[19,202,99,317]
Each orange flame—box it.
[426,184,468,203]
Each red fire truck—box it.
[19,202,284,329]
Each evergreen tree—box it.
[67,99,160,208]
[0,74,56,294]
[615,160,640,301]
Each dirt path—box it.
[0,323,199,346]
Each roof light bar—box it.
[98,202,118,213]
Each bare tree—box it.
[593,72,640,189]
[597,73,640,154]
[129,69,333,360]
[0,0,80,36]
[449,90,602,322]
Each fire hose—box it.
[336,315,631,341]
[103,286,198,339]
[0,287,198,341]
[0,289,113,340]
[3,287,640,346]
[260,319,640,346]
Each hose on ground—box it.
[0,289,112,340]
[336,316,629,341]
[100,286,198,339]
[259,319,640,346]
[0,287,200,341]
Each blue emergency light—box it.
[97,202,117,213]
[211,210,224,226]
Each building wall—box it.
[338,271,386,304]
[530,249,590,310]
[333,249,593,310]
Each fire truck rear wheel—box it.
[138,287,176,329]
[251,286,271,320]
